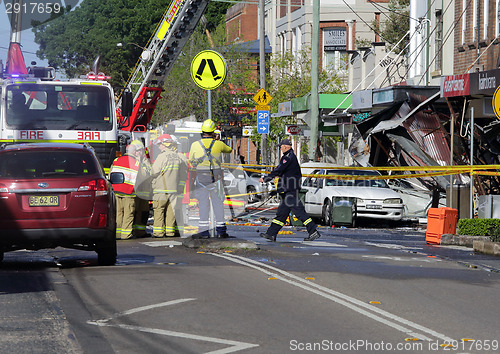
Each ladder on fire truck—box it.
[118,0,210,132]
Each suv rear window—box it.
[0,150,98,178]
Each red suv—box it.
[0,143,117,265]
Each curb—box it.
[473,240,500,256]
[182,236,259,250]
[439,234,490,247]
[440,234,500,257]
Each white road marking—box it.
[365,242,422,250]
[362,255,441,262]
[293,240,347,247]
[212,252,455,343]
[142,240,183,247]
[87,298,258,353]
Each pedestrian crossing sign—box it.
[253,88,272,105]
[191,50,227,90]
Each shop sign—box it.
[323,28,346,51]
[469,69,500,95]
[441,74,470,97]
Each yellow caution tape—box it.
[278,230,293,234]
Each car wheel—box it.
[247,186,258,203]
[322,199,333,226]
[96,239,117,266]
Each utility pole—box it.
[259,0,267,164]
[308,0,319,161]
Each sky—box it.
[0,9,48,67]
[1,1,83,69]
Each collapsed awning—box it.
[386,133,451,190]
[371,92,440,134]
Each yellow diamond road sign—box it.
[253,88,272,105]
[191,50,227,90]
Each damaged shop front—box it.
[348,71,500,218]
[349,85,465,217]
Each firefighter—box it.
[109,140,146,240]
[189,119,232,238]
[133,142,153,237]
[259,138,321,242]
[151,134,188,237]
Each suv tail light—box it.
[0,183,8,193]
[78,179,108,196]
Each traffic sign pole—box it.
[207,89,212,120]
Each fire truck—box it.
[0,0,210,166]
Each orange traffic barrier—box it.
[426,207,458,244]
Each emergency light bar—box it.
[83,72,111,81]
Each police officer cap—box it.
[278,138,292,146]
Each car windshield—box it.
[0,150,98,178]
[5,83,113,131]
[324,170,388,188]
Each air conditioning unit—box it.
[468,64,484,73]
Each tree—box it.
[32,0,233,87]
[263,47,346,148]
[374,0,410,54]
[33,0,171,86]
[152,23,259,125]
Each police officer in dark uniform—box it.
[259,138,321,242]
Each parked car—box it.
[223,167,274,203]
[302,167,405,225]
[0,143,120,265]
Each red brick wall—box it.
[226,4,259,43]
[454,0,499,73]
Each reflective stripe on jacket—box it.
[151,147,188,195]
[109,154,140,195]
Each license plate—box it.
[29,195,59,207]
[366,204,382,209]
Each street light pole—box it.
[308,0,320,161]
[259,0,267,165]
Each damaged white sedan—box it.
[301,168,405,225]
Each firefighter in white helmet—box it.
[189,119,232,238]
[109,140,147,239]
[151,134,188,237]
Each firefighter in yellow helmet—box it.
[151,134,188,237]
[189,119,232,238]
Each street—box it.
[1,218,500,354]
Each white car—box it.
[302,168,405,225]
[223,168,274,203]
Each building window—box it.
[435,10,443,72]
[462,0,467,44]
[497,0,500,36]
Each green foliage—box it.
[264,46,346,148]
[457,218,500,239]
[32,0,231,87]
[375,0,410,54]
[33,0,171,85]
[152,23,258,125]
[204,2,233,32]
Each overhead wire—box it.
[417,0,473,84]
[342,0,389,43]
